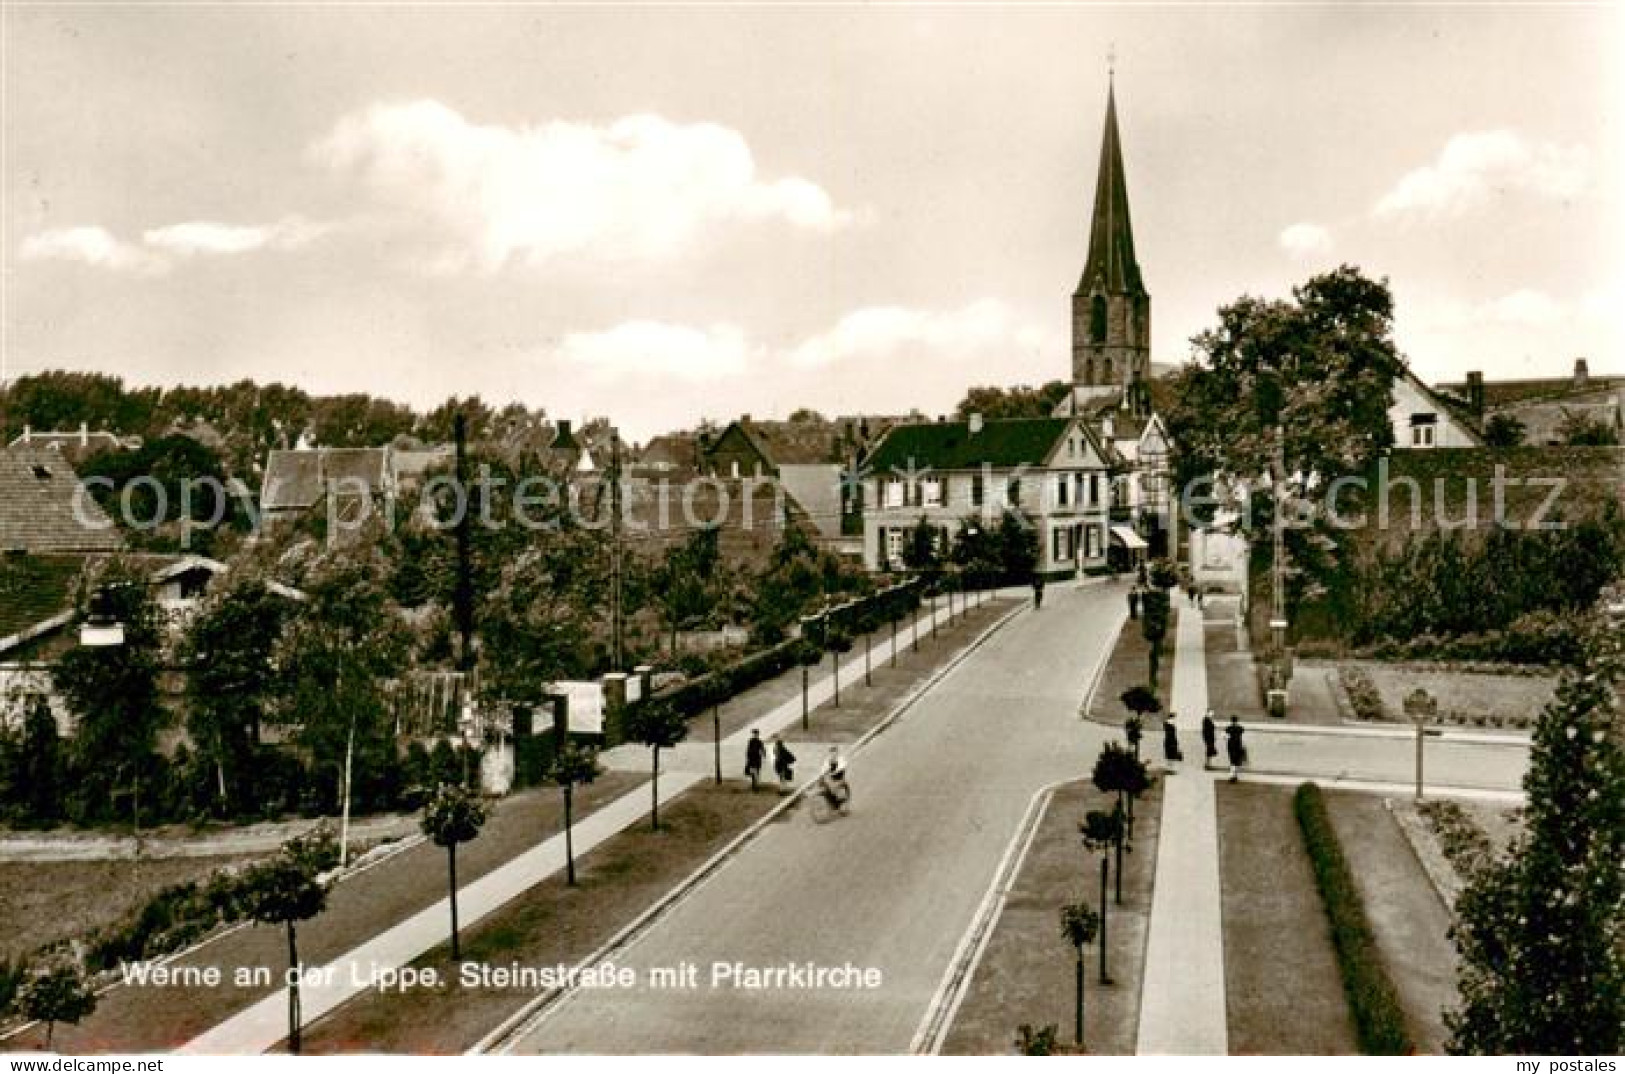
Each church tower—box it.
[1071,80,1150,394]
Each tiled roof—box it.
[1437,375,1625,410]
[865,417,1098,473]
[744,421,843,466]
[0,445,125,554]
[261,448,390,512]
[0,554,84,644]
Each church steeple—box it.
[1072,78,1150,390]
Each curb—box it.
[910,777,1067,1055]
[473,599,1027,1054]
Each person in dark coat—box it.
[1201,710,1218,769]
[1032,575,1045,609]
[771,735,796,791]
[1226,716,1247,781]
[1162,711,1182,771]
[744,729,765,791]
[1128,586,1141,620]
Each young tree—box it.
[20,954,98,1049]
[549,742,602,886]
[239,825,336,1054]
[1059,902,1101,1049]
[1140,588,1171,688]
[277,552,411,823]
[826,628,853,708]
[420,783,489,961]
[1447,591,1625,1054]
[623,700,689,831]
[1081,809,1123,985]
[179,579,291,814]
[1092,743,1150,903]
[795,638,822,731]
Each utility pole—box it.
[452,413,475,674]
[1268,423,1291,715]
[609,432,624,670]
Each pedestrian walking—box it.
[1032,575,1045,610]
[1162,711,1183,771]
[1128,586,1141,620]
[745,729,765,791]
[1201,709,1217,770]
[1196,586,1206,609]
[772,735,796,791]
[1226,716,1247,782]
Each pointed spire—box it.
[1077,81,1143,297]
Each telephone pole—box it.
[609,432,624,670]
[453,413,475,674]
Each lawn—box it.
[1343,662,1554,730]
[1085,605,1178,726]
[940,777,1164,1055]
[1322,792,1457,1053]
[1217,782,1358,1054]
[0,853,264,964]
[292,782,780,1053]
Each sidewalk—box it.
[1135,599,1229,1054]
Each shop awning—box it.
[1110,524,1148,550]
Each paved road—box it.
[507,583,1127,1054]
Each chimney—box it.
[741,413,751,425]
[1574,358,1590,390]
[968,413,984,435]
[1466,371,1485,417]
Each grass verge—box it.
[1085,606,1177,726]
[940,778,1164,1055]
[294,782,779,1053]
[1294,783,1416,1056]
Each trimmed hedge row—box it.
[1293,783,1416,1056]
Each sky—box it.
[3,3,1621,442]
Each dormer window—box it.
[31,465,50,480]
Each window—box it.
[1068,437,1076,457]
[883,480,905,508]
[921,478,943,507]
[1007,477,1021,508]
[1410,413,1437,448]
[730,460,740,478]
[885,528,904,565]
[1085,525,1102,559]
[1056,475,1069,507]
[1091,294,1107,343]
[1089,473,1101,505]
[1075,473,1086,506]
[970,473,984,507]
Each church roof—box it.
[1076,82,1144,298]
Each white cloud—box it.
[1374,130,1589,221]
[1278,222,1333,259]
[19,226,168,275]
[553,321,756,383]
[143,216,329,256]
[312,100,852,271]
[1426,288,1568,330]
[789,299,1044,369]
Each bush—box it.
[1418,800,1496,881]
[1294,783,1415,1055]
[1338,667,1386,721]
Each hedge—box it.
[1293,783,1416,1055]
[649,580,923,724]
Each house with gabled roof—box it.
[860,413,1119,577]
[259,446,395,527]
[0,444,125,555]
